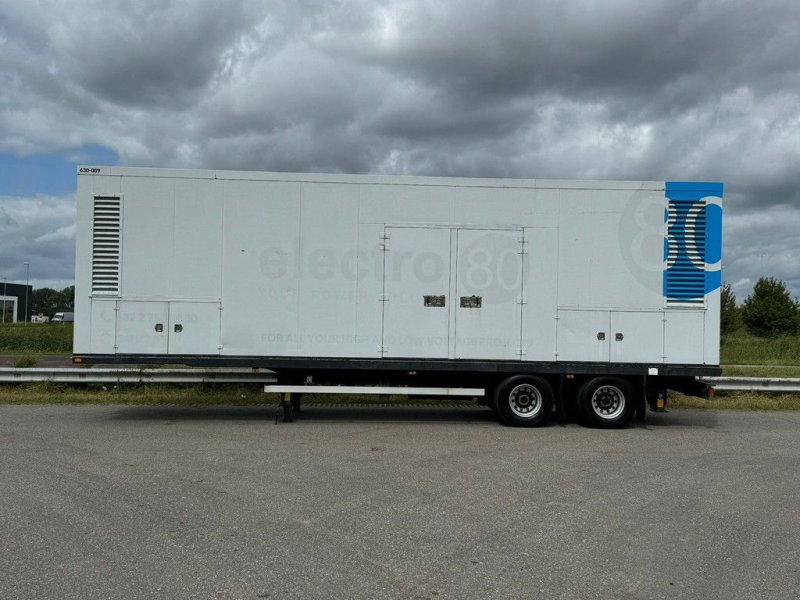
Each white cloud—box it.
[0,194,75,287]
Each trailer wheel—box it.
[494,376,553,427]
[577,377,635,428]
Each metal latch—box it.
[424,295,446,307]
[597,332,605,341]
[154,323,163,333]
[174,324,183,333]
[460,296,482,308]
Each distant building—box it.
[0,283,33,323]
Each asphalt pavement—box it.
[1,404,799,600]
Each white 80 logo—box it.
[459,234,524,300]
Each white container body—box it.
[74,167,722,366]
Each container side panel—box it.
[89,299,116,353]
[120,177,174,298]
[521,228,558,361]
[557,189,664,310]
[172,179,223,299]
[115,301,169,354]
[704,288,721,364]
[383,227,451,358]
[73,174,109,353]
[295,183,360,357]
[354,223,386,357]
[220,180,301,356]
[609,311,664,363]
[359,184,455,225]
[452,186,558,228]
[664,310,705,364]
[168,301,221,355]
[556,309,610,362]
[454,229,522,359]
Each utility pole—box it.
[24,262,30,325]
[2,278,6,324]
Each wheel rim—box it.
[590,385,625,420]
[508,383,543,419]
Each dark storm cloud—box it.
[48,2,263,107]
[0,0,799,296]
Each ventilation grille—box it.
[665,198,706,306]
[91,196,121,295]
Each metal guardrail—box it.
[700,377,800,392]
[0,368,796,392]
[0,367,276,384]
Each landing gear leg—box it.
[275,392,295,423]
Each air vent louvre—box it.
[92,197,121,295]
[665,198,706,307]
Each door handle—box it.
[424,295,446,307]
[460,296,482,308]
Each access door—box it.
[454,229,524,359]
[115,301,169,354]
[168,301,221,355]
[113,300,220,355]
[382,227,451,358]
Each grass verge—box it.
[721,365,800,377]
[0,323,73,354]
[670,391,800,411]
[721,331,800,366]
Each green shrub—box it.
[720,282,743,335]
[13,356,39,368]
[742,277,799,338]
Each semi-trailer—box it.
[73,166,722,427]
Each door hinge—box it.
[516,296,528,305]
[379,294,389,302]
[517,347,527,358]
[518,239,529,255]
[378,345,388,356]
[380,232,390,251]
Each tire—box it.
[576,377,636,428]
[493,375,554,427]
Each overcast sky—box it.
[1,0,799,301]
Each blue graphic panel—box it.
[664,182,723,301]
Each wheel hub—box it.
[509,384,542,418]
[591,385,625,420]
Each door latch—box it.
[424,295,446,307]
[174,324,183,333]
[460,296,482,308]
[154,323,163,333]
